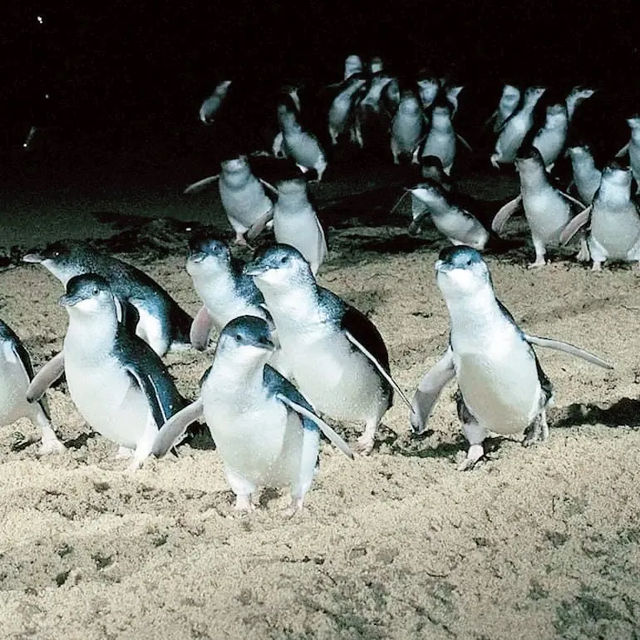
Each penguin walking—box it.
[568,145,602,205]
[27,275,186,468]
[23,242,192,356]
[244,245,412,455]
[390,90,426,164]
[560,163,640,270]
[0,319,64,454]
[486,84,521,133]
[152,316,352,514]
[410,246,612,469]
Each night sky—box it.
[2,1,638,153]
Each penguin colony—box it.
[8,52,640,514]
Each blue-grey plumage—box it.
[55,274,186,469]
[22,241,192,356]
[410,246,611,470]
[0,319,64,454]
[152,316,352,514]
[244,244,404,455]
[186,236,268,350]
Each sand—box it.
[1,157,639,640]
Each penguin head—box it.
[22,241,90,283]
[369,56,384,74]
[277,178,307,197]
[59,274,114,315]
[186,236,231,276]
[435,246,491,298]
[627,116,640,130]
[398,91,421,115]
[220,155,249,173]
[568,86,596,101]
[501,84,520,102]
[244,244,313,288]
[602,162,632,189]
[545,103,567,125]
[216,316,274,363]
[420,156,449,185]
[515,144,545,174]
[344,54,363,78]
[524,86,546,102]
[567,144,591,160]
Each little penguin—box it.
[621,116,640,192]
[0,319,64,454]
[152,315,353,514]
[492,145,587,267]
[531,102,568,169]
[560,163,640,270]
[267,178,327,276]
[328,75,367,145]
[186,236,269,350]
[390,90,426,164]
[344,54,363,80]
[419,99,458,174]
[243,244,412,455]
[354,72,394,149]
[568,144,602,205]
[410,246,612,470]
[491,86,546,167]
[486,84,521,133]
[280,111,328,181]
[565,86,596,122]
[407,179,490,250]
[184,155,275,246]
[416,76,440,112]
[27,275,186,469]
[199,80,232,125]
[23,241,192,356]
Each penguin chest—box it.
[273,208,324,267]
[590,204,640,259]
[0,349,31,425]
[392,115,422,150]
[424,130,455,167]
[432,209,488,249]
[284,330,385,421]
[534,130,564,166]
[522,190,570,242]
[204,392,305,487]
[65,355,150,448]
[629,143,640,178]
[329,96,352,130]
[219,179,271,227]
[453,336,542,435]
[283,132,322,167]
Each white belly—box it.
[282,330,386,422]
[392,115,422,151]
[0,355,33,426]
[204,392,303,487]
[590,204,640,259]
[423,131,455,168]
[453,332,542,435]
[432,210,488,248]
[523,190,570,242]
[65,355,151,448]
[273,209,325,272]
[220,180,272,229]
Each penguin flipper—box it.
[456,133,473,152]
[525,335,613,370]
[410,349,455,434]
[616,142,630,158]
[26,351,65,403]
[183,175,220,194]
[259,178,278,195]
[152,397,204,457]
[190,306,214,351]
[560,206,592,245]
[344,329,413,411]
[276,393,353,459]
[246,207,274,242]
[491,195,522,234]
[558,190,586,209]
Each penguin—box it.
[622,116,640,192]
[343,54,363,80]
[491,86,546,168]
[390,90,426,164]
[354,72,394,149]
[272,92,300,158]
[152,316,353,514]
[406,180,488,248]
[243,245,412,455]
[271,178,327,276]
[565,86,596,122]
[27,275,186,469]
[531,102,568,169]
[492,145,587,267]
[0,319,64,454]
[410,246,612,470]
[186,236,269,350]
[419,98,458,174]
[567,144,602,205]
[486,84,521,133]
[560,163,640,270]
[199,80,232,125]
[22,241,192,356]
[184,155,275,246]
[416,75,440,112]
[444,84,464,118]
[328,75,367,145]
[280,110,328,181]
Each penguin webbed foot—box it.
[282,496,305,518]
[38,437,65,456]
[233,494,256,514]
[527,258,547,269]
[523,412,549,447]
[457,444,485,471]
[353,433,375,456]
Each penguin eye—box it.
[465,259,472,266]
[235,334,242,342]
[280,256,289,265]
[92,287,99,295]
[52,251,60,258]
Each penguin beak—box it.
[58,293,83,307]
[255,337,275,351]
[243,262,266,277]
[188,251,206,264]
[22,252,43,263]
